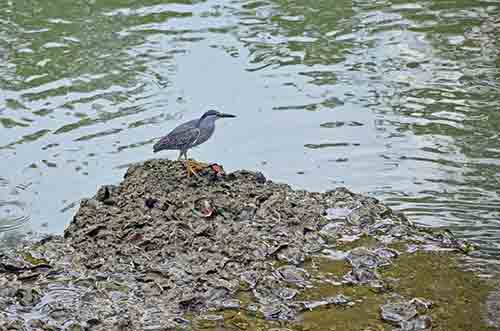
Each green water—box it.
[0,0,499,265]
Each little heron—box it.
[153,110,236,176]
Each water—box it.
[0,0,499,263]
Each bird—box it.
[153,110,236,176]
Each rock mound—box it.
[65,159,393,274]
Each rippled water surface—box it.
[1,0,499,262]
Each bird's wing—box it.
[169,119,198,134]
[153,126,200,152]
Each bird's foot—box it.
[185,160,208,177]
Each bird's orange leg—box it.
[187,160,208,176]
[180,151,206,177]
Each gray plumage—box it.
[153,110,236,159]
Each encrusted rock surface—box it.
[0,159,495,330]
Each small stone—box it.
[144,197,158,209]
[400,315,432,331]
[255,172,266,184]
[276,246,305,265]
[325,207,353,220]
[380,301,418,324]
[194,314,224,329]
[229,312,250,329]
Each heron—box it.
[153,110,236,176]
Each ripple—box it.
[272,97,344,111]
[15,182,32,191]
[47,18,73,24]
[35,285,82,314]
[0,118,30,128]
[74,128,123,142]
[128,114,169,128]
[0,130,52,150]
[104,3,195,17]
[241,32,289,45]
[60,199,82,213]
[42,42,68,49]
[6,285,85,324]
[114,138,156,153]
[54,104,147,135]
[304,142,360,149]
[320,121,364,128]
[0,200,31,232]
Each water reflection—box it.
[0,0,499,265]
[235,0,500,259]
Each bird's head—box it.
[201,109,236,121]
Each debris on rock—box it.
[380,295,432,331]
[325,207,354,220]
[300,294,352,310]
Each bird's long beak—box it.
[218,113,236,118]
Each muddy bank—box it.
[0,159,498,330]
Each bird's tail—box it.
[153,141,162,153]
[153,136,173,153]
